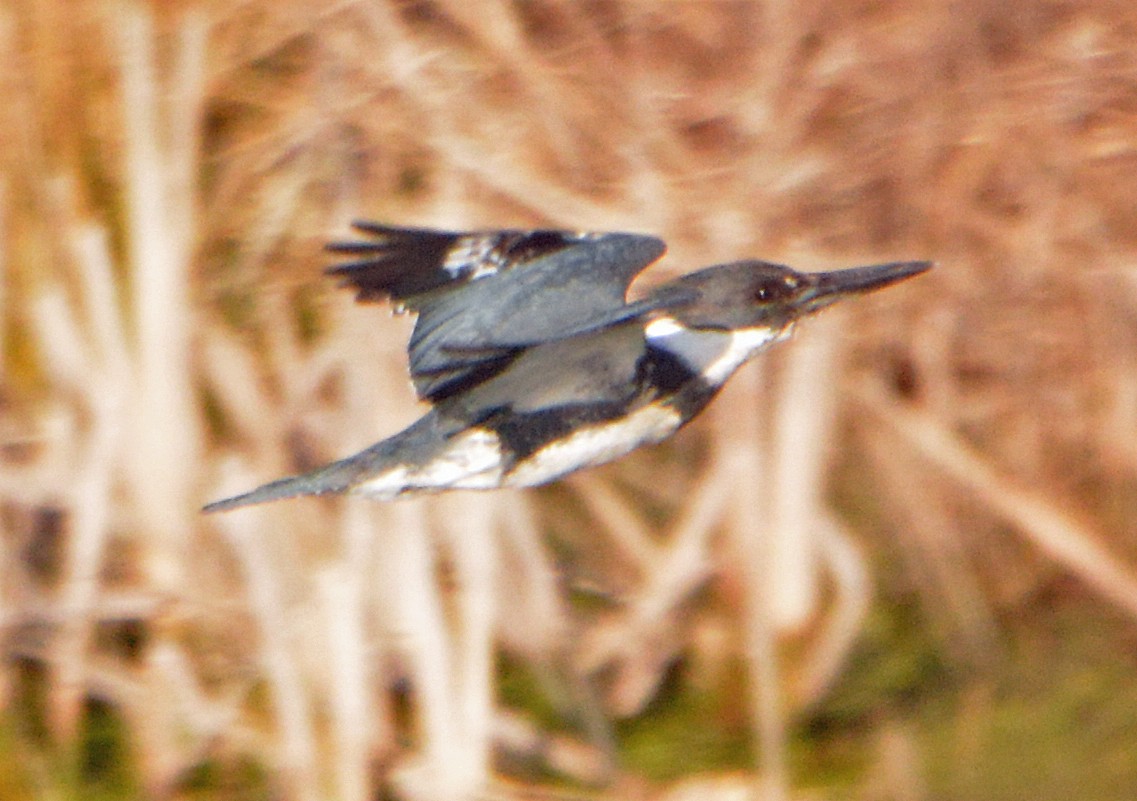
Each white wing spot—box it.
[443,236,499,279]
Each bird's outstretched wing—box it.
[326,221,670,402]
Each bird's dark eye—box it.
[752,276,796,303]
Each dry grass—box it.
[3,1,1137,800]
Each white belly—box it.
[352,428,505,500]
[350,403,684,499]
[505,404,683,488]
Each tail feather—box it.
[203,413,449,514]
[202,457,365,513]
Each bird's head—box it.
[659,259,932,335]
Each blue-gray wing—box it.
[326,221,668,402]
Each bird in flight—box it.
[204,222,930,513]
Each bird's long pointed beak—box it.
[802,260,932,312]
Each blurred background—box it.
[3,0,1137,799]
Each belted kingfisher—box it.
[204,222,929,513]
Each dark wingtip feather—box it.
[324,257,394,276]
[323,222,461,302]
[324,241,388,255]
[350,220,401,235]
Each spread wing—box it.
[326,221,670,402]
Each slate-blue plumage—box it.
[204,221,929,513]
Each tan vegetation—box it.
[3,1,1137,800]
